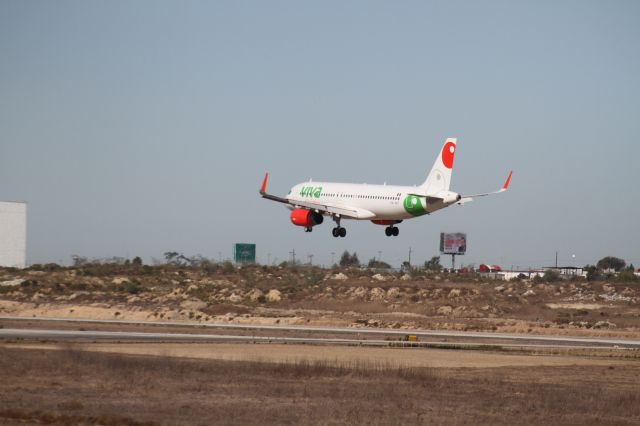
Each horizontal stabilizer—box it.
[458,171,512,204]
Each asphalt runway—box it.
[1,327,639,351]
[1,315,640,349]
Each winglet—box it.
[502,170,513,190]
[260,172,269,194]
[459,170,513,201]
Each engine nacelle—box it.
[290,209,324,227]
[371,220,403,226]
[436,191,462,204]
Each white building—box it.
[0,201,27,268]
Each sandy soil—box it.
[3,265,640,341]
[2,344,640,425]
[6,342,637,368]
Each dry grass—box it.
[1,346,639,425]
[3,264,640,337]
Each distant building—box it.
[499,270,545,280]
[496,266,586,281]
[0,201,27,268]
[544,266,586,278]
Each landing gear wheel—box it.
[331,215,346,238]
[385,227,392,237]
[305,227,312,233]
[392,227,399,237]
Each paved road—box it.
[1,315,639,348]
[0,328,636,350]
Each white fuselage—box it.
[286,181,454,221]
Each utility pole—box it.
[555,251,558,268]
[289,249,296,265]
[408,247,412,266]
[307,254,314,266]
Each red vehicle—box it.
[479,264,502,273]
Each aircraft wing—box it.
[259,173,374,219]
[290,199,375,219]
[457,171,512,205]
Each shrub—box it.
[368,259,391,269]
[221,261,235,274]
[69,282,88,291]
[305,270,325,286]
[124,282,142,294]
[616,270,637,282]
[542,269,560,282]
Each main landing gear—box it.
[385,226,399,237]
[332,227,347,238]
[331,216,347,238]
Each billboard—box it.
[0,201,27,268]
[440,232,466,255]
[233,243,256,264]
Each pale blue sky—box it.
[1,1,639,268]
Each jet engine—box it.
[290,209,324,227]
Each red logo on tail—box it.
[441,141,456,169]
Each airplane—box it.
[259,137,512,238]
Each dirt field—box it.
[2,264,640,339]
[1,344,639,425]
[7,342,637,368]
[2,265,640,424]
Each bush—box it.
[28,263,62,272]
[617,270,637,282]
[124,282,142,294]
[542,270,560,282]
[305,270,325,286]
[69,282,88,291]
[368,259,391,269]
[221,261,235,274]
[584,265,602,281]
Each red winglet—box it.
[502,171,513,190]
[260,172,269,194]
